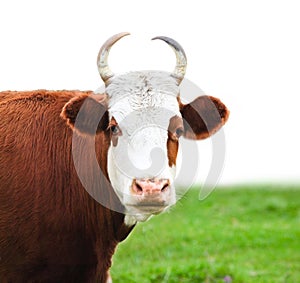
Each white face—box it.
[106,71,182,224]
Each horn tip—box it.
[151,36,163,41]
[151,36,183,53]
[119,32,131,37]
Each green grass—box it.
[110,185,300,282]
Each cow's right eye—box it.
[110,125,120,135]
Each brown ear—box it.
[61,93,109,134]
[180,95,229,140]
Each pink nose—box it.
[132,178,170,195]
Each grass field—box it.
[110,185,300,283]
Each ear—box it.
[180,95,229,140]
[61,93,109,135]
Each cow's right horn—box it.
[97,32,130,85]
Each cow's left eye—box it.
[110,125,120,135]
[175,127,184,138]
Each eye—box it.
[110,125,120,135]
[175,127,184,138]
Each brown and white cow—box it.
[0,33,229,282]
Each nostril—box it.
[161,183,169,192]
[135,183,143,192]
[132,180,144,195]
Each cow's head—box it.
[62,33,229,225]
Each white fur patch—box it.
[106,71,181,224]
[106,71,180,121]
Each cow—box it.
[0,32,229,282]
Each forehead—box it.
[106,71,181,123]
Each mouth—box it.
[125,203,169,214]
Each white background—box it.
[1,0,299,185]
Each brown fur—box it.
[167,135,179,167]
[0,89,229,282]
[0,90,133,283]
[166,116,183,166]
[179,95,229,140]
[167,96,229,165]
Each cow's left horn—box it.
[152,36,187,85]
[97,32,130,85]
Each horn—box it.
[152,36,187,85]
[97,32,130,85]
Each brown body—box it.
[0,90,132,283]
[0,34,230,283]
